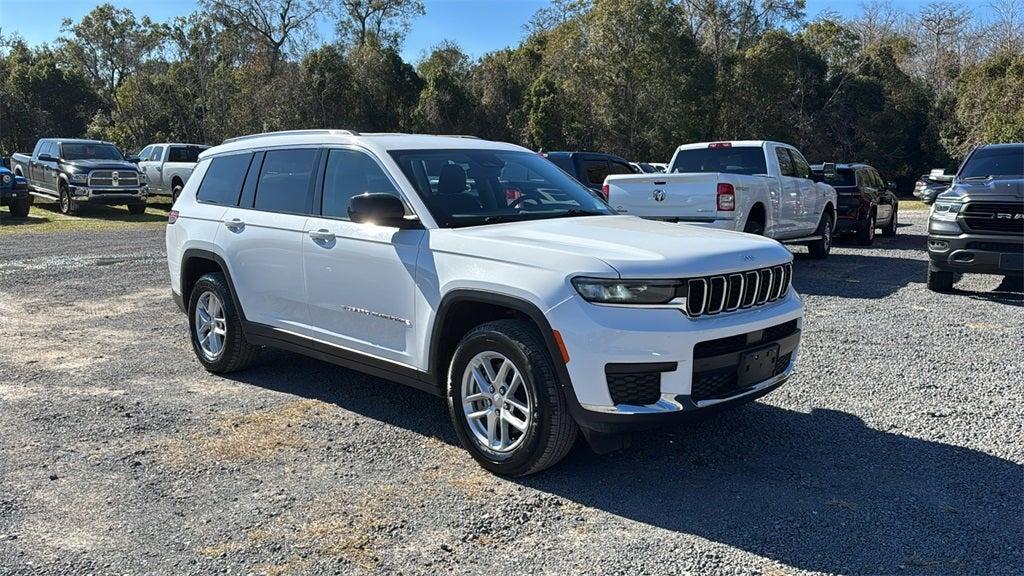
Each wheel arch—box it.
[179,249,246,321]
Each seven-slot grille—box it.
[684,263,792,317]
[961,202,1024,235]
[88,170,140,188]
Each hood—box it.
[62,158,140,172]
[941,177,1024,201]
[441,215,792,278]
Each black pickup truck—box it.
[10,139,148,215]
[926,143,1024,292]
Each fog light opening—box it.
[952,252,975,263]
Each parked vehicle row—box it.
[8,138,208,216]
[167,130,803,476]
[604,141,839,257]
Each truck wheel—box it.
[807,212,833,258]
[882,206,898,237]
[448,319,578,476]
[188,272,259,373]
[855,213,876,246]
[171,183,183,203]
[927,263,957,293]
[743,218,765,236]
[127,203,146,215]
[58,183,79,216]
[9,196,31,218]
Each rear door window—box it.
[253,148,318,215]
[582,159,609,186]
[196,153,253,206]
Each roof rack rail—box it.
[223,129,359,144]
[437,134,481,139]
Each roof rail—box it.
[222,129,359,144]
[437,134,481,139]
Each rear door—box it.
[216,148,319,334]
[302,147,424,367]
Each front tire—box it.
[882,206,898,237]
[188,272,259,373]
[855,213,876,246]
[58,182,79,216]
[447,319,577,476]
[127,202,146,215]
[807,212,833,258]
[9,196,31,218]
[927,263,957,293]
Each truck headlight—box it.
[1,174,10,184]
[572,277,680,304]
[138,172,147,183]
[68,173,89,185]
[931,200,963,221]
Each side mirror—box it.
[128,155,141,163]
[37,153,55,162]
[348,193,418,228]
[821,162,837,179]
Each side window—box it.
[775,147,795,177]
[608,161,633,176]
[322,149,401,219]
[789,149,812,179]
[196,154,253,205]
[253,148,318,214]
[138,146,153,161]
[583,159,609,186]
[48,142,59,158]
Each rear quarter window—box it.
[196,153,253,206]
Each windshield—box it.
[670,146,767,176]
[818,168,856,187]
[389,149,614,228]
[959,145,1024,180]
[61,143,125,161]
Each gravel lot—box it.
[1,210,1021,575]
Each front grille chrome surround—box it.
[88,170,140,188]
[683,263,792,318]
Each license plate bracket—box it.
[737,344,780,387]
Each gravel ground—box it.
[1,210,1021,575]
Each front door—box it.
[302,147,424,367]
[773,145,800,238]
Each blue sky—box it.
[0,0,994,63]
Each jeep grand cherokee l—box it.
[166,130,804,475]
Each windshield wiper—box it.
[563,208,606,217]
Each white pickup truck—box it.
[136,143,210,201]
[604,141,838,257]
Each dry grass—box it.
[0,197,172,235]
[163,400,328,466]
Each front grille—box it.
[88,170,140,188]
[606,372,661,405]
[691,352,792,402]
[693,319,798,359]
[684,263,791,318]
[961,202,1024,235]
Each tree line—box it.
[1,0,1021,192]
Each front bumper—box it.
[927,228,1024,276]
[547,290,803,433]
[1,185,30,206]
[67,184,148,204]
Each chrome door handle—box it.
[224,218,245,231]
[309,229,335,242]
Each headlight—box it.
[931,200,963,221]
[138,172,147,183]
[1,174,10,184]
[572,277,680,304]
[68,173,89,185]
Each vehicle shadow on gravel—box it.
[521,404,1023,574]
[791,252,928,299]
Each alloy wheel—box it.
[195,291,227,360]
[460,351,533,457]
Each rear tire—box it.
[855,213,876,246]
[188,272,259,373]
[58,182,79,216]
[807,212,833,258]
[927,263,956,293]
[9,197,30,218]
[127,202,146,215]
[882,206,898,237]
[743,218,765,236]
[171,183,183,203]
[447,319,577,476]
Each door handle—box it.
[309,229,335,242]
[224,218,245,231]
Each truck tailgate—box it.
[605,173,721,221]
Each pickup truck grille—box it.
[684,263,792,317]
[88,170,140,188]
[961,202,1024,235]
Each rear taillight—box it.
[168,210,179,224]
[708,142,732,149]
[600,183,610,201]
[716,183,735,211]
[505,187,522,203]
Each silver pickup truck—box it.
[136,143,210,202]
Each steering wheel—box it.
[509,193,545,209]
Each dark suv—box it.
[812,163,898,245]
[543,151,636,197]
[926,143,1024,292]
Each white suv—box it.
[166,130,804,475]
